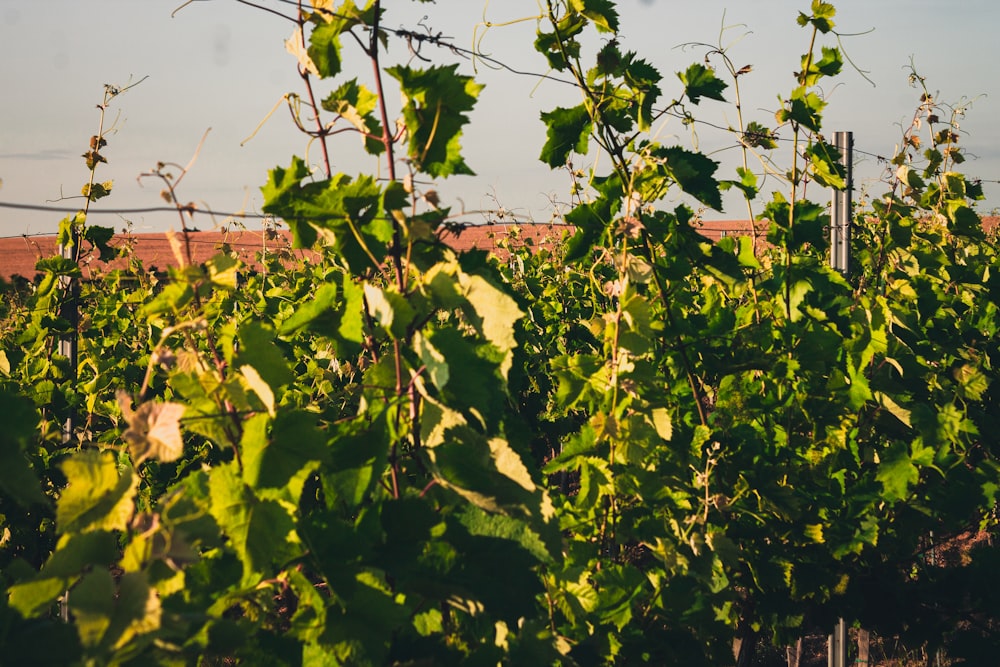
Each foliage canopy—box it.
[2,1,1000,665]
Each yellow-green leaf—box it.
[57,451,137,533]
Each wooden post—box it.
[786,638,803,667]
[857,629,870,665]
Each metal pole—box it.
[56,227,80,623]
[58,228,80,445]
[827,132,853,667]
[830,131,853,275]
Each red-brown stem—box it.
[368,1,405,293]
[296,5,333,178]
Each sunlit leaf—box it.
[876,443,919,502]
[569,0,619,32]
[119,393,186,464]
[241,410,326,500]
[386,64,483,177]
[57,450,137,533]
[308,20,343,78]
[208,462,301,586]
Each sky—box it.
[2,0,998,238]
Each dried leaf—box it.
[285,26,320,77]
[119,394,186,464]
[165,229,186,268]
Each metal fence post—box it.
[830,131,853,275]
[828,130,853,667]
[828,618,847,667]
[58,227,80,444]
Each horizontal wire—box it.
[0,201,268,218]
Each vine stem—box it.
[369,70,405,289]
[786,25,819,321]
[546,0,710,429]
[296,1,333,178]
[367,0,415,498]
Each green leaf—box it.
[876,443,919,502]
[569,0,619,32]
[68,568,114,648]
[458,271,524,380]
[236,321,295,391]
[240,365,276,416]
[420,398,542,516]
[742,121,778,149]
[288,567,328,642]
[322,78,384,155]
[804,524,825,543]
[321,570,407,664]
[261,161,389,273]
[364,282,416,340]
[260,157,316,248]
[81,180,113,202]
[386,64,483,177]
[35,256,82,277]
[308,20,343,78]
[763,191,827,250]
[806,140,846,188]
[83,224,116,261]
[241,411,326,501]
[68,569,161,650]
[801,46,843,86]
[797,0,836,33]
[678,63,727,104]
[205,253,239,290]
[563,199,611,261]
[208,462,301,586]
[8,531,118,617]
[57,450,137,534]
[650,146,723,210]
[0,388,47,505]
[458,505,553,563]
[534,15,585,71]
[777,86,825,132]
[57,212,86,249]
[623,55,662,131]
[419,327,505,430]
[876,391,912,428]
[721,166,759,200]
[413,330,449,390]
[422,259,523,380]
[539,105,592,168]
[412,608,443,637]
[954,364,989,401]
[338,273,365,346]
[735,235,761,269]
[323,417,390,508]
[650,407,673,441]
[946,203,985,238]
[278,281,338,335]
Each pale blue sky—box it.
[1,1,997,236]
